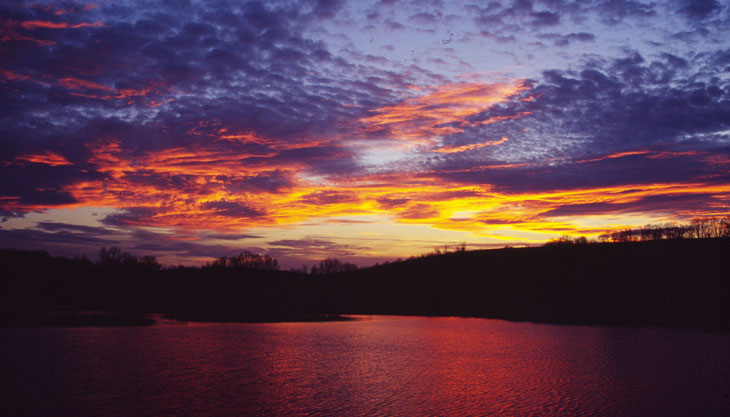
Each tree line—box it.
[94,248,358,275]
[546,216,730,245]
[599,216,730,242]
[199,250,358,274]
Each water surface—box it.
[2,316,729,416]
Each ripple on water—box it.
[1,317,730,416]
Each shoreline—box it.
[2,309,728,333]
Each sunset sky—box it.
[1,0,729,267]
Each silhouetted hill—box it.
[318,238,730,330]
[1,238,729,330]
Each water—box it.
[2,316,730,416]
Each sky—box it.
[1,0,729,268]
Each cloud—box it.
[1,0,729,262]
[408,12,441,24]
[429,52,730,170]
[309,0,344,19]
[202,232,263,240]
[435,147,730,193]
[200,200,264,218]
[538,192,723,217]
[19,21,104,30]
[101,207,162,227]
[675,0,722,20]
[15,151,73,166]
[298,190,358,205]
[268,238,365,259]
[36,221,116,235]
[597,0,657,24]
[539,32,595,47]
[360,80,530,144]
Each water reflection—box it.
[2,316,730,416]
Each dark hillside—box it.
[2,238,729,330]
[312,239,730,330]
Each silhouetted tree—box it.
[547,236,588,246]
[138,255,162,271]
[722,217,730,237]
[546,236,574,246]
[98,247,160,271]
[210,251,279,271]
[290,264,308,275]
[688,217,726,239]
[616,228,636,242]
[664,224,689,239]
[99,246,124,266]
[639,224,665,241]
[311,258,357,275]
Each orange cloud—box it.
[19,20,104,29]
[578,150,650,163]
[0,70,30,81]
[218,131,273,145]
[5,134,728,250]
[578,149,705,164]
[57,77,161,102]
[9,146,730,245]
[434,136,509,154]
[475,112,533,125]
[15,151,73,166]
[59,77,115,92]
[360,80,530,144]
[0,20,56,45]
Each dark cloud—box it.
[539,192,723,217]
[101,207,161,227]
[539,32,595,46]
[222,171,294,193]
[408,12,441,24]
[268,238,364,259]
[121,171,201,192]
[435,51,730,181]
[0,224,119,259]
[531,10,560,26]
[422,190,482,201]
[597,0,656,24]
[467,0,656,33]
[203,232,263,240]
[480,30,516,43]
[200,200,264,218]
[676,0,722,20]
[0,164,81,206]
[376,197,410,209]
[0,221,264,264]
[36,222,116,235]
[299,190,359,205]
[0,0,421,215]
[399,203,439,219]
[385,19,405,30]
[0,227,106,247]
[435,147,730,193]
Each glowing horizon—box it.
[1,0,729,268]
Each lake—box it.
[2,316,730,416]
